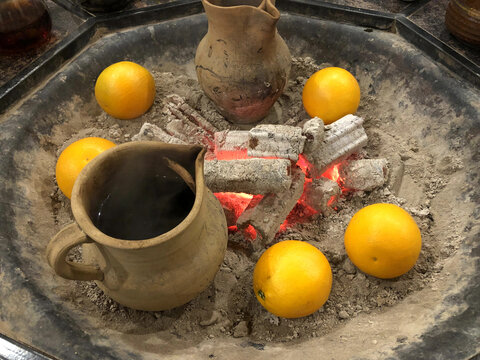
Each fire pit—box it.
[0,3,479,360]
[133,109,376,247]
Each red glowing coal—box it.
[213,151,346,240]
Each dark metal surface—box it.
[392,231,480,360]
[408,0,480,65]
[0,0,203,115]
[0,19,96,115]
[0,0,86,88]
[395,17,480,88]
[276,0,395,30]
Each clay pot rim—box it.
[202,0,280,20]
[71,141,206,250]
[449,0,480,17]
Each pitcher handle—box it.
[46,223,104,281]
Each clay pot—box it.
[46,142,228,311]
[0,0,52,54]
[445,0,480,47]
[195,0,292,125]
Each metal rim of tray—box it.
[0,1,478,359]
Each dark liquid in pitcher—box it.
[92,168,195,241]
[0,1,52,54]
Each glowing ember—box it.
[327,195,337,207]
[243,225,257,240]
[215,192,253,225]
[213,136,348,239]
[214,149,248,161]
[297,154,343,184]
[227,225,257,240]
[296,154,312,176]
[276,160,347,234]
[245,194,264,210]
[132,98,373,243]
[322,163,342,183]
[280,202,318,232]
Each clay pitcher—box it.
[46,142,228,311]
[195,0,291,125]
[445,0,480,46]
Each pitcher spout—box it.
[195,0,291,124]
[202,0,280,38]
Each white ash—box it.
[340,159,388,191]
[164,118,212,149]
[248,124,306,161]
[232,321,249,338]
[338,310,350,319]
[385,153,405,195]
[131,122,187,144]
[302,117,325,155]
[204,158,292,195]
[304,177,342,213]
[342,258,357,275]
[237,166,305,246]
[214,130,249,155]
[199,310,221,327]
[303,114,368,176]
[108,124,122,140]
[166,94,219,134]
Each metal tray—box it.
[0,1,478,359]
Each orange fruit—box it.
[302,67,360,124]
[344,203,422,279]
[94,61,156,120]
[253,240,332,318]
[55,137,116,198]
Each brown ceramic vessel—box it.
[195,0,292,125]
[46,142,228,311]
[445,0,480,47]
[0,0,52,54]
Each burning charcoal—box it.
[302,117,325,155]
[248,125,306,161]
[304,177,341,213]
[215,192,253,227]
[386,153,404,195]
[165,118,213,149]
[204,159,292,195]
[166,94,219,134]
[214,130,249,159]
[303,114,368,176]
[159,95,216,149]
[237,166,305,245]
[339,159,388,191]
[131,122,187,144]
[222,206,237,227]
